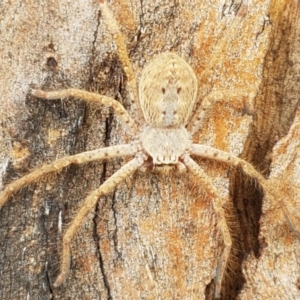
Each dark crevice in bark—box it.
[92,92,114,299]
[45,267,54,299]
[205,279,216,300]
[97,249,112,300]
[89,8,102,84]
[111,191,122,258]
[93,191,112,300]
[224,2,300,299]
[92,151,112,299]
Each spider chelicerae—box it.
[0,2,289,298]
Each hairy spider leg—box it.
[182,154,232,299]
[191,144,300,237]
[100,1,143,122]
[53,153,146,287]
[31,89,138,135]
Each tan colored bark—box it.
[0,0,299,299]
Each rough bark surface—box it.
[0,0,299,299]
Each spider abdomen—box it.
[139,53,198,128]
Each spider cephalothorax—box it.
[0,2,289,299]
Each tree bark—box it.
[0,0,299,299]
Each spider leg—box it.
[188,90,256,135]
[182,154,232,299]
[0,144,139,209]
[191,144,300,236]
[31,88,138,135]
[53,153,146,287]
[99,2,143,122]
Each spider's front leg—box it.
[53,153,146,287]
[99,1,143,122]
[31,89,138,135]
[190,144,300,237]
[181,154,232,299]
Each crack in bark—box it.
[93,193,112,300]
[111,191,122,259]
[91,98,114,299]
[89,8,102,84]
[92,149,113,298]
[45,266,54,299]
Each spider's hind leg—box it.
[53,153,146,287]
[190,144,300,237]
[182,154,232,299]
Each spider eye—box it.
[177,87,181,94]
[162,88,166,94]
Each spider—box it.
[0,2,289,298]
